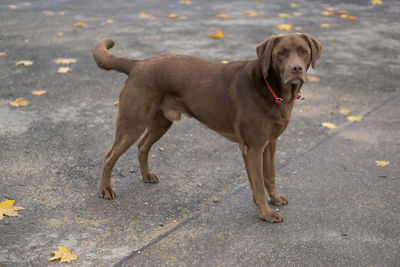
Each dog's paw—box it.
[260,210,284,223]
[270,194,288,206]
[142,172,159,184]
[98,187,116,199]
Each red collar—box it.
[261,70,304,104]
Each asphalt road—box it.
[0,0,399,266]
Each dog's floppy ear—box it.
[256,35,278,78]
[301,33,322,69]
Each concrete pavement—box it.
[0,0,399,266]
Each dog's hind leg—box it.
[98,86,161,199]
[138,111,172,183]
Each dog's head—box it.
[256,33,322,85]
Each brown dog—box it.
[93,33,322,223]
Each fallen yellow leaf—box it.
[57,32,64,36]
[321,11,333,16]
[307,75,320,82]
[73,22,86,27]
[9,5,17,9]
[293,12,303,16]
[371,0,382,5]
[0,199,25,221]
[338,108,352,115]
[346,115,363,122]
[32,90,47,96]
[54,58,77,64]
[209,29,224,39]
[0,52,6,56]
[139,12,151,18]
[9,98,29,107]
[43,10,55,16]
[15,60,33,66]
[179,0,192,5]
[214,13,235,19]
[321,122,337,129]
[113,101,119,106]
[320,23,330,28]
[334,10,348,15]
[375,160,389,167]
[290,3,297,7]
[341,14,358,21]
[106,19,114,23]
[221,60,229,64]
[279,13,292,18]
[57,67,72,73]
[244,10,257,16]
[277,24,292,31]
[49,246,78,263]
[168,13,179,19]
[326,7,334,11]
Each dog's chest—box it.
[269,122,288,139]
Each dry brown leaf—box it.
[209,29,224,39]
[320,23,330,28]
[290,3,297,7]
[341,14,358,21]
[334,10,348,15]
[338,108,352,115]
[57,67,72,73]
[54,58,77,64]
[0,52,6,56]
[49,246,78,263]
[321,11,333,16]
[307,75,320,82]
[321,122,337,129]
[244,10,257,16]
[21,2,32,6]
[0,200,25,221]
[32,90,47,96]
[15,60,33,66]
[214,13,235,19]
[9,98,29,107]
[57,32,64,36]
[277,24,292,31]
[371,0,382,5]
[106,19,114,23]
[179,0,192,5]
[346,115,363,122]
[279,13,292,18]
[73,22,86,27]
[293,12,303,16]
[375,160,389,167]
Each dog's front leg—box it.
[263,140,288,206]
[241,145,283,223]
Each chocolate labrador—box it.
[93,33,322,223]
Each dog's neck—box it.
[265,68,302,104]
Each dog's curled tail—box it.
[93,39,137,75]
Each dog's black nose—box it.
[290,64,303,73]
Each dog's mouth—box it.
[283,74,306,85]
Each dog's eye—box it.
[301,49,308,55]
[278,51,286,56]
